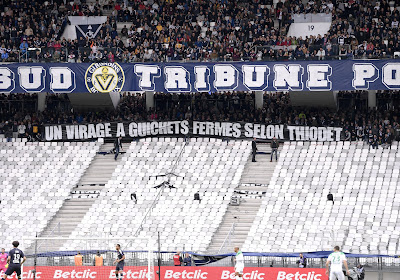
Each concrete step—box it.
[209,236,248,242]
[74,185,105,191]
[209,146,278,251]
[219,222,254,227]
[44,218,82,224]
[240,157,278,185]
[212,231,250,236]
[214,226,254,231]
[243,158,277,164]
[235,186,268,192]
[243,165,275,170]
[99,143,115,151]
[54,205,92,211]
[78,144,122,185]
[208,197,262,251]
[228,201,261,207]
[43,224,78,229]
[64,200,95,206]
[80,174,114,178]
[223,211,259,216]
[42,227,77,233]
[56,210,89,215]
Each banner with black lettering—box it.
[1,60,400,93]
[44,121,343,142]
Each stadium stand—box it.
[0,141,99,248]
[2,1,400,279]
[243,141,400,255]
[62,138,249,252]
[35,143,123,252]
[2,0,400,62]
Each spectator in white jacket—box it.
[317,47,326,60]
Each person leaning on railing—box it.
[183,253,192,266]
[356,264,365,280]
[296,253,307,268]
[74,252,83,266]
[173,252,183,266]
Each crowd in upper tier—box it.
[1,0,400,62]
[1,91,399,145]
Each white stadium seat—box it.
[0,142,100,248]
[3,139,398,255]
[242,142,400,255]
[63,139,249,252]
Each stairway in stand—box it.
[207,197,261,252]
[239,143,278,187]
[77,143,121,186]
[34,143,125,252]
[207,142,280,252]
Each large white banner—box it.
[287,22,332,38]
[68,16,108,25]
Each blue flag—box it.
[75,24,101,39]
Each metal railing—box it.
[218,223,236,254]
[255,44,396,61]
[6,44,399,63]
[0,98,38,114]
[35,222,61,251]
[292,13,332,23]
[19,47,70,63]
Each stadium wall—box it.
[289,91,336,108]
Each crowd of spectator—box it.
[0,0,400,145]
[109,0,400,61]
[0,90,399,146]
[2,0,400,63]
[0,0,69,62]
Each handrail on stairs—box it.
[37,222,61,250]
[218,222,236,254]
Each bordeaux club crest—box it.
[85,63,125,93]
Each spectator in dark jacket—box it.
[297,253,307,268]
[344,130,351,141]
[383,129,393,149]
[370,135,379,149]
[270,137,279,162]
[25,132,33,142]
[183,253,192,266]
[252,137,257,162]
[357,264,365,280]
[114,136,122,160]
